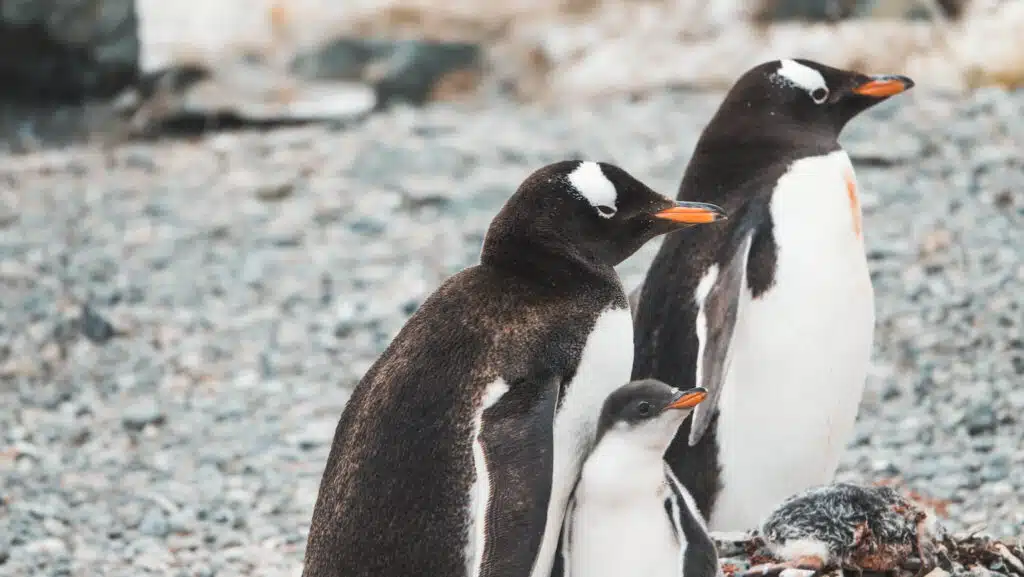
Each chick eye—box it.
[811,87,829,104]
[636,401,651,416]
[596,205,616,218]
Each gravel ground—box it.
[1,87,1021,576]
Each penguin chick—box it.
[558,379,720,577]
[744,483,946,577]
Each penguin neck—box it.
[480,232,619,292]
[580,433,670,498]
[680,118,841,207]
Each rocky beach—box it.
[1,2,1023,572]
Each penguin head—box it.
[482,160,726,269]
[716,58,914,139]
[594,379,708,453]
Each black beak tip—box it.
[896,75,915,90]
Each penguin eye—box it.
[811,87,829,104]
[636,401,652,416]
[596,205,616,218]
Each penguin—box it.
[743,483,946,577]
[629,58,915,531]
[555,379,720,577]
[302,160,726,577]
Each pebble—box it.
[122,398,166,431]
[290,419,338,450]
[79,304,116,344]
[139,507,170,538]
[1,86,1020,577]
[22,537,67,558]
[254,179,296,202]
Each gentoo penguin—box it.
[629,58,915,531]
[556,379,719,577]
[302,160,726,577]
[744,483,946,577]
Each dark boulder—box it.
[0,0,140,103]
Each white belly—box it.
[569,495,680,577]
[529,306,635,577]
[567,450,680,577]
[709,150,875,532]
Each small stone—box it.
[138,507,169,538]
[79,304,116,344]
[122,398,165,431]
[847,131,924,167]
[986,481,1014,497]
[215,530,245,548]
[254,179,296,202]
[290,419,337,450]
[293,38,482,106]
[912,459,940,479]
[870,459,900,474]
[964,403,997,436]
[135,550,171,572]
[167,509,195,534]
[42,517,68,537]
[22,537,67,557]
[210,507,237,526]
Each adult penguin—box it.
[630,59,914,532]
[303,160,725,577]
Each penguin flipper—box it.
[665,466,720,577]
[549,490,577,577]
[687,230,754,447]
[477,373,561,577]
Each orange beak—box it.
[851,75,914,98]
[665,387,708,410]
[653,201,726,225]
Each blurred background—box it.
[0,1,1021,576]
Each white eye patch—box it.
[775,59,829,103]
[567,161,618,218]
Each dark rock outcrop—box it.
[0,0,140,103]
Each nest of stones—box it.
[716,531,1024,577]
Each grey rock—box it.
[964,402,998,436]
[752,0,863,22]
[138,507,169,538]
[292,38,483,106]
[253,178,296,202]
[79,303,116,344]
[20,537,68,558]
[167,509,196,534]
[751,0,969,22]
[290,419,338,450]
[846,131,925,167]
[122,398,165,431]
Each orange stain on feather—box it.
[845,171,862,239]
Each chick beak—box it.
[653,201,727,225]
[851,75,915,98]
[665,387,708,410]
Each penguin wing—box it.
[687,229,754,446]
[549,488,578,577]
[477,372,561,577]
